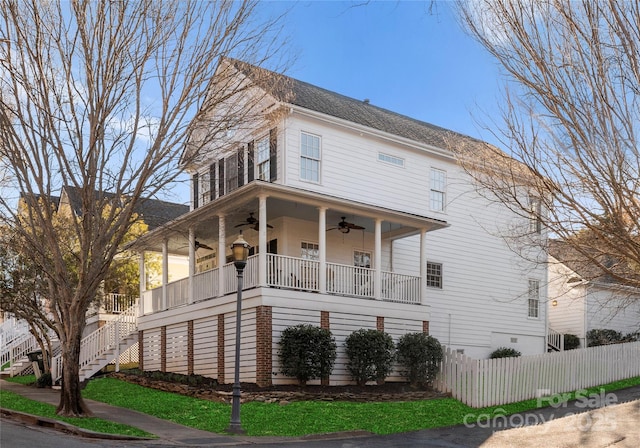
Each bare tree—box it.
[0,0,289,416]
[455,1,640,297]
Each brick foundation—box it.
[255,306,273,387]
[377,316,384,331]
[320,311,330,386]
[138,330,144,371]
[423,321,429,334]
[187,320,194,375]
[217,314,225,384]
[160,326,166,371]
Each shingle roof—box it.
[62,186,188,230]
[228,58,485,151]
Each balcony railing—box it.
[141,253,422,314]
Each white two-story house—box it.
[133,59,547,386]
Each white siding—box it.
[143,328,161,371]
[586,286,640,336]
[193,316,217,378]
[224,309,257,383]
[283,115,437,217]
[392,163,547,358]
[547,257,587,338]
[165,323,188,374]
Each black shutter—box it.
[247,141,255,182]
[269,128,277,182]
[193,173,199,209]
[237,147,245,187]
[209,163,215,201]
[218,158,225,196]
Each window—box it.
[529,196,542,234]
[528,279,540,318]
[353,250,371,268]
[199,170,211,205]
[301,241,319,260]
[300,132,320,182]
[378,152,405,167]
[426,262,443,288]
[256,136,270,181]
[225,153,238,193]
[430,168,446,212]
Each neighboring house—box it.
[548,240,640,347]
[133,59,548,386]
[14,187,189,335]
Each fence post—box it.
[115,321,120,373]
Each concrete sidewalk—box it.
[2,378,639,447]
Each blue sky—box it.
[270,0,506,146]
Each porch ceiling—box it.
[132,181,448,255]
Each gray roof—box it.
[62,186,189,230]
[229,58,485,151]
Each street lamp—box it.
[227,231,250,435]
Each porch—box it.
[135,182,448,317]
[141,253,421,314]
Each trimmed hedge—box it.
[396,332,443,387]
[489,347,522,358]
[278,324,337,385]
[345,329,395,386]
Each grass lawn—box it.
[0,388,154,438]
[3,375,639,437]
[81,375,640,436]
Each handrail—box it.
[1,332,39,374]
[51,301,139,383]
[547,327,564,351]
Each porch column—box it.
[188,228,195,304]
[258,195,268,286]
[318,207,327,294]
[374,218,382,300]
[138,250,145,316]
[420,229,427,305]
[218,214,226,297]
[162,239,168,310]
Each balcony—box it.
[141,253,422,315]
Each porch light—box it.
[227,231,250,435]
[339,226,349,234]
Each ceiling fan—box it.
[195,240,214,251]
[235,212,273,231]
[328,217,365,234]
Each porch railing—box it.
[142,253,422,314]
[102,293,137,314]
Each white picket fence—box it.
[434,341,640,408]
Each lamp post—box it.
[227,232,250,435]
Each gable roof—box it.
[548,239,640,286]
[227,58,486,151]
[61,186,189,230]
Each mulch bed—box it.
[107,372,448,404]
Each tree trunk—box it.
[56,318,92,417]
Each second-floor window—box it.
[199,170,211,206]
[528,279,540,318]
[300,132,320,182]
[430,168,446,212]
[529,195,542,234]
[257,136,270,181]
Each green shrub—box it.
[345,329,395,386]
[586,329,623,347]
[489,347,522,358]
[396,332,443,387]
[278,324,337,385]
[623,331,640,343]
[563,333,580,350]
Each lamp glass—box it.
[231,234,250,262]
